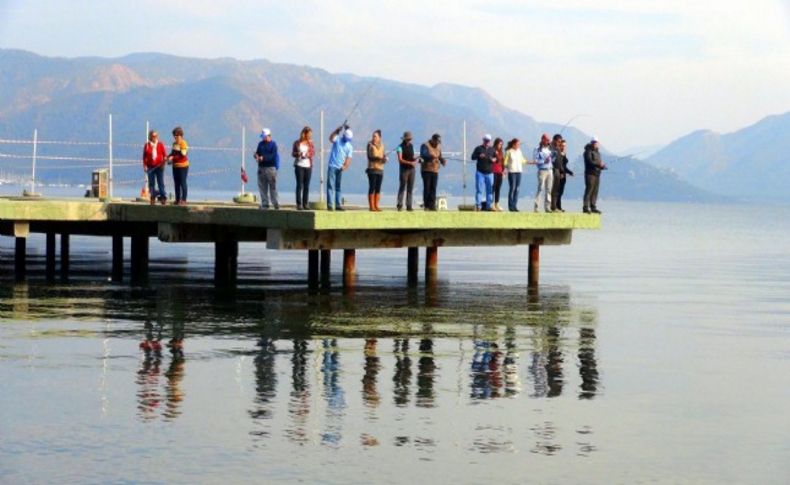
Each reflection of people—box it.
[503,325,521,397]
[163,346,185,421]
[362,338,381,407]
[393,339,412,407]
[142,130,167,205]
[167,126,189,206]
[250,337,277,423]
[137,321,162,421]
[321,339,345,445]
[471,341,504,400]
[416,338,436,407]
[578,327,599,399]
[529,325,564,398]
[288,339,310,445]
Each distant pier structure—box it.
[0,197,600,287]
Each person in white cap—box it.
[471,134,496,211]
[583,136,606,213]
[254,128,280,210]
[326,124,353,211]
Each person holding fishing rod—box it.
[366,129,387,211]
[327,124,354,211]
[471,134,496,211]
[396,131,418,211]
[419,133,447,211]
[583,136,606,214]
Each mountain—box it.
[0,49,714,201]
[645,112,790,201]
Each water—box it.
[1,194,789,484]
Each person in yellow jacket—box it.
[167,126,189,206]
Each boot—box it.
[374,193,382,211]
[368,194,375,211]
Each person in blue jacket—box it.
[254,128,280,210]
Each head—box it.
[540,133,550,146]
[483,133,492,146]
[172,126,184,139]
[552,133,564,148]
[300,126,312,142]
[507,138,520,150]
[342,129,353,142]
[371,129,382,143]
[402,131,413,143]
[493,137,503,150]
[430,133,441,146]
[560,140,567,152]
[590,136,599,147]
[260,128,272,141]
[148,130,158,142]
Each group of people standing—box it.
[141,126,190,205]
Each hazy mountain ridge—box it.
[0,49,715,201]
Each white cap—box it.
[261,128,271,138]
[483,134,492,141]
[343,129,353,140]
[591,136,599,143]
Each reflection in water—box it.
[321,339,345,446]
[529,326,565,399]
[136,321,187,422]
[470,341,503,400]
[286,339,310,446]
[392,339,412,407]
[578,327,599,400]
[362,338,381,409]
[250,337,277,441]
[163,321,185,421]
[416,338,436,408]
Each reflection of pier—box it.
[1,197,599,287]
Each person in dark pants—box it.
[583,137,606,214]
[396,131,418,211]
[504,138,526,211]
[292,126,314,210]
[366,129,386,211]
[550,134,574,212]
[167,126,189,206]
[471,134,496,211]
[419,134,446,211]
[492,137,504,211]
[254,128,280,210]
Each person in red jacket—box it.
[142,130,168,205]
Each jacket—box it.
[292,140,315,168]
[169,139,189,169]
[583,144,604,175]
[142,141,167,170]
[420,141,445,173]
[367,141,386,172]
[255,140,280,169]
[533,144,553,170]
[471,144,495,174]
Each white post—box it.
[462,120,467,206]
[320,110,325,203]
[108,113,113,198]
[241,126,246,195]
[30,129,38,195]
[144,120,149,190]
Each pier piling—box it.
[426,246,438,280]
[528,243,540,287]
[407,247,419,286]
[343,249,356,287]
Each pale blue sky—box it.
[1,0,789,151]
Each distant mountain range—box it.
[645,113,790,201]
[0,49,727,201]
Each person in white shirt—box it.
[504,138,527,211]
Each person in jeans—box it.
[551,136,574,212]
[492,137,505,211]
[292,126,314,210]
[419,133,446,211]
[142,129,167,205]
[396,131,417,211]
[327,125,353,211]
[532,133,554,212]
[254,128,280,210]
[471,134,496,211]
[504,138,526,211]
[167,126,189,206]
[366,129,386,211]
[583,136,606,214]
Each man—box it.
[419,133,446,211]
[533,133,554,212]
[327,125,353,211]
[550,134,573,212]
[254,128,280,210]
[471,134,496,211]
[396,131,418,211]
[583,136,606,214]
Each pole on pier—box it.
[14,237,26,281]
[320,110,325,203]
[320,249,331,287]
[342,249,356,287]
[45,232,56,280]
[462,120,467,206]
[108,114,114,199]
[60,233,70,277]
[29,129,38,195]
[425,246,438,280]
[241,126,247,195]
[528,243,540,287]
[407,247,419,286]
[308,249,319,288]
[112,235,124,282]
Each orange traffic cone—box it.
[141,181,152,204]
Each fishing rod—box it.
[559,114,588,136]
[340,77,380,128]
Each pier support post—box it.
[60,233,70,277]
[528,243,540,287]
[130,235,149,283]
[14,237,26,281]
[342,249,356,287]
[425,246,438,280]
[320,249,331,287]
[112,235,124,282]
[45,232,56,279]
[308,250,319,288]
[214,240,238,284]
[407,247,419,286]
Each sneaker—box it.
[407,207,413,212]
[397,206,403,212]
[296,204,303,211]
[591,208,602,214]
[327,206,334,211]
[545,209,553,213]
[336,206,345,212]
[583,208,591,214]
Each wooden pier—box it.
[0,197,600,287]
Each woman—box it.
[292,126,314,210]
[142,130,167,205]
[504,138,526,211]
[366,129,386,211]
[492,137,504,211]
[168,126,189,206]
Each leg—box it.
[493,173,502,205]
[544,171,553,211]
[534,172,543,210]
[513,173,521,210]
[428,173,438,210]
[421,172,429,209]
[295,167,303,208]
[374,173,383,210]
[334,168,344,208]
[267,167,279,209]
[326,168,335,209]
[147,169,157,201]
[475,171,484,209]
[397,169,407,210]
[583,174,593,211]
[303,168,311,208]
[557,176,566,210]
[258,168,269,209]
[485,173,494,209]
[507,173,515,210]
[173,169,182,203]
[155,167,166,202]
[181,167,188,203]
[550,170,560,210]
[591,175,600,210]
[406,169,414,210]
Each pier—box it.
[0,197,600,287]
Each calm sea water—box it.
[1,188,789,484]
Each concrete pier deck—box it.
[1,196,600,286]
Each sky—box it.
[1,0,789,152]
